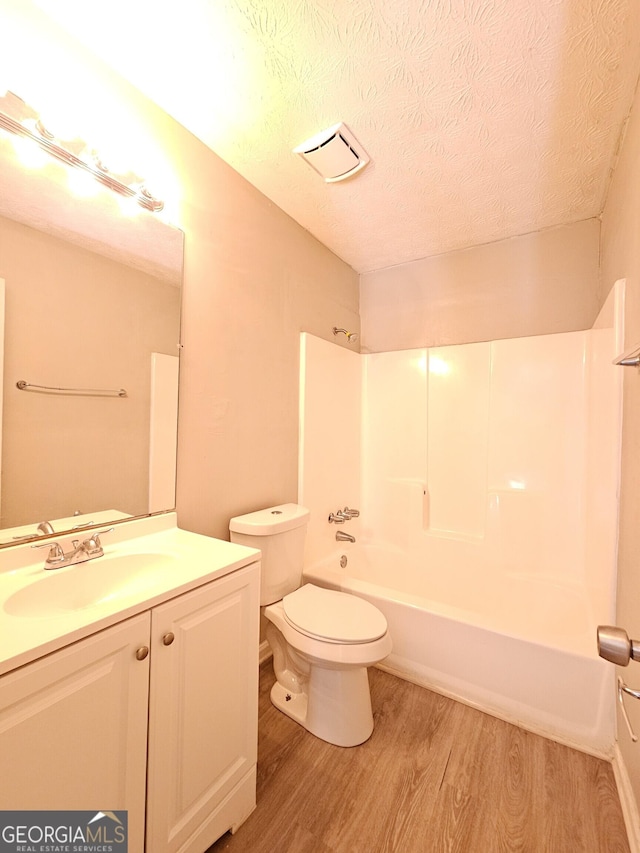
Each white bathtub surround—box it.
[298,283,623,755]
[361,328,618,627]
[299,333,362,567]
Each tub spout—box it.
[336,530,355,543]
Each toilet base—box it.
[270,664,374,747]
[270,681,308,726]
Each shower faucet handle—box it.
[597,625,640,666]
[342,507,360,518]
[328,512,346,524]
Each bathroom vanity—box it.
[0,513,261,853]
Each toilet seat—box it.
[282,583,387,644]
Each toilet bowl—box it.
[264,583,392,746]
[229,504,392,747]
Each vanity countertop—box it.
[0,512,260,677]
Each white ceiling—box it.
[31,0,640,273]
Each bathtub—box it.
[303,544,615,756]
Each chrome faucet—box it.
[34,541,66,568]
[33,528,114,570]
[328,507,360,524]
[328,511,349,524]
[11,519,57,542]
[80,533,109,557]
[335,530,355,543]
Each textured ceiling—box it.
[31,0,640,272]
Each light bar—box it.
[0,92,163,213]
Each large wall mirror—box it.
[0,130,183,547]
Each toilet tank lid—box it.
[229,503,310,535]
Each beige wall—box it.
[53,91,360,544]
[175,150,359,539]
[84,75,360,545]
[360,219,600,351]
[601,76,640,814]
[0,214,180,527]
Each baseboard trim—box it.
[375,659,612,760]
[612,744,640,853]
[259,640,272,665]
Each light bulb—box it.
[9,134,49,169]
[66,168,100,197]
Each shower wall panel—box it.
[300,315,620,624]
[298,332,361,568]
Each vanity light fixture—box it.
[0,91,164,212]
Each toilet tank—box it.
[229,504,310,605]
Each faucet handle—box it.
[92,527,114,547]
[32,541,65,566]
[328,513,346,524]
[84,527,114,554]
[343,507,360,518]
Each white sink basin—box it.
[4,552,179,617]
[0,513,261,678]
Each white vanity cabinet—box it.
[146,562,260,852]
[0,560,260,853]
[0,612,150,846]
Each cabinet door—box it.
[146,563,260,853]
[0,613,150,851]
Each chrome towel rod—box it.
[16,380,127,397]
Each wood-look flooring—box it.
[209,663,630,853]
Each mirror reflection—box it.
[0,131,183,546]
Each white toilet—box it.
[229,503,392,747]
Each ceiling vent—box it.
[293,122,369,183]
